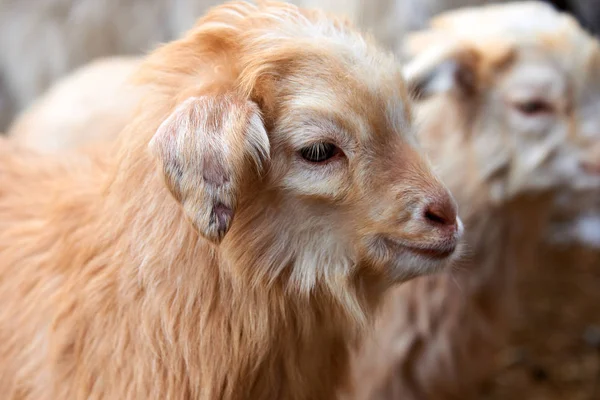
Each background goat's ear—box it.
[149,94,270,243]
[403,47,480,101]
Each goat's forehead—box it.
[513,42,600,96]
[278,71,411,144]
[430,2,577,39]
[423,2,596,70]
[501,54,566,92]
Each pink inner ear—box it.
[202,157,229,187]
[150,94,269,242]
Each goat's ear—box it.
[403,46,480,100]
[149,94,270,243]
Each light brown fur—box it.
[0,2,462,399]
[344,3,600,400]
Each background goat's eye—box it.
[513,99,553,116]
[299,142,340,163]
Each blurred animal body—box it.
[8,56,142,152]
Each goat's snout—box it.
[409,190,463,260]
[422,193,459,233]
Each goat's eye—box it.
[299,142,341,163]
[513,99,553,116]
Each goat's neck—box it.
[90,168,377,400]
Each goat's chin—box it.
[365,236,463,284]
[387,250,459,284]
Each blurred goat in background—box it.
[7,56,143,152]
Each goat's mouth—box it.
[369,235,462,282]
[403,243,457,259]
[383,237,458,260]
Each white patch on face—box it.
[287,229,355,295]
[283,161,347,198]
[255,198,356,298]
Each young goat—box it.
[0,2,463,399]
[344,3,600,399]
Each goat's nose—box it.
[423,195,458,230]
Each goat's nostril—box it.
[423,198,458,228]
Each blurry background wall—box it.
[0,0,598,132]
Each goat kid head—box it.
[402,1,600,208]
[139,1,463,294]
